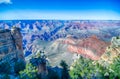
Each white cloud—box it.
[0,0,12,4]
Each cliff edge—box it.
[0,27,24,63]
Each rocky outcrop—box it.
[100,36,120,64]
[0,27,24,63]
[62,35,110,60]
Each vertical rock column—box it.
[11,27,24,60]
[0,29,16,59]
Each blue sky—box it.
[0,0,120,20]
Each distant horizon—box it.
[1,10,120,20]
[0,19,120,21]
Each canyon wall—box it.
[0,27,24,63]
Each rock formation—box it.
[100,36,120,64]
[0,27,24,63]
[62,35,110,60]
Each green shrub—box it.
[0,61,11,74]
[14,59,26,74]
[19,63,38,79]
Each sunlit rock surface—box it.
[100,36,120,64]
[66,35,110,60]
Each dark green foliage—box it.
[37,69,60,79]
[47,69,60,79]
[0,61,11,74]
[60,60,68,70]
[109,56,120,79]
[60,60,70,79]
[116,36,120,39]
[70,57,91,79]
[2,74,10,79]
[19,63,38,79]
[14,59,26,74]
[69,55,120,79]
[19,63,60,79]
[69,56,107,79]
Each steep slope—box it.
[100,36,120,64]
[31,39,75,66]
[64,35,110,60]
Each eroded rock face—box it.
[29,35,110,66]
[0,27,24,62]
[100,36,120,64]
[62,35,110,60]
